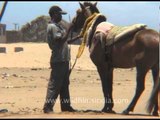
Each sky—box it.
[0,1,160,31]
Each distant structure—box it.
[0,1,8,43]
[0,24,6,43]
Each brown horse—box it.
[71,2,159,116]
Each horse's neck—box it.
[80,13,105,37]
[87,13,106,47]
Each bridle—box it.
[84,6,93,18]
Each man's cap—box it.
[49,5,67,16]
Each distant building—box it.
[0,24,6,43]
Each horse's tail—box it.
[146,76,159,113]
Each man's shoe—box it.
[43,108,53,114]
[61,106,77,112]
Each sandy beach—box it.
[0,43,159,118]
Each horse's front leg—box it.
[97,64,115,113]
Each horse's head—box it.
[71,2,99,32]
[79,1,99,17]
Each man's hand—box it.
[60,23,75,44]
[67,35,82,44]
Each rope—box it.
[69,57,78,76]
[68,14,74,76]
[69,13,103,76]
[76,13,102,58]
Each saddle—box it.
[95,22,147,46]
[106,23,147,46]
[96,22,147,46]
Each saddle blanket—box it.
[95,22,147,46]
[95,22,114,35]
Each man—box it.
[43,5,76,113]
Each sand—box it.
[0,43,159,118]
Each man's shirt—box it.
[47,22,70,63]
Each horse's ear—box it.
[79,2,85,9]
[93,2,97,7]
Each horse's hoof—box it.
[152,112,159,116]
[102,109,116,114]
[122,110,129,115]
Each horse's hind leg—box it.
[122,66,149,114]
[150,64,159,116]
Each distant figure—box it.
[43,5,76,113]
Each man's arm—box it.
[47,24,54,50]
[60,23,76,44]
[47,24,62,49]
[67,35,82,44]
